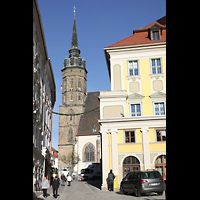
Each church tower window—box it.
[71,79,74,88]
[78,79,81,89]
[69,128,73,142]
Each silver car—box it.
[120,170,164,197]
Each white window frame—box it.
[154,102,165,115]
[130,104,141,117]
[128,60,139,76]
[151,58,162,74]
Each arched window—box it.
[155,155,166,177]
[78,79,81,88]
[68,128,73,143]
[71,79,73,88]
[69,109,74,121]
[123,156,140,177]
[83,143,95,162]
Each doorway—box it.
[123,156,140,177]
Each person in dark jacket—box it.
[108,169,115,191]
[52,176,60,198]
[61,174,66,186]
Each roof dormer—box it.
[148,23,162,41]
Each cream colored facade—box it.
[33,0,56,194]
[74,135,101,174]
[99,24,166,190]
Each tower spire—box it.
[69,5,80,57]
[63,5,87,71]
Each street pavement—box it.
[37,180,165,200]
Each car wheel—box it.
[135,186,141,197]
[120,185,127,195]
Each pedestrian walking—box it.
[67,174,72,186]
[61,173,66,186]
[108,169,115,191]
[42,176,49,198]
[52,176,60,198]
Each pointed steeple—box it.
[63,6,87,71]
[69,7,80,57]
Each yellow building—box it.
[99,16,166,190]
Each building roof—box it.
[51,147,58,158]
[70,13,79,50]
[77,91,100,136]
[105,16,166,49]
[104,16,166,80]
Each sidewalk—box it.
[59,180,165,200]
[36,182,66,200]
[36,180,165,200]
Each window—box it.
[153,31,160,40]
[128,60,138,76]
[125,131,135,143]
[142,171,161,179]
[123,156,140,177]
[84,143,95,162]
[155,103,165,115]
[71,79,73,88]
[68,128,73,142]
[131,104,141,116]
[78,80,81,88]
[155,155,166,177]
[92,126,97,132]
[156,130,166,141]
[151,59,161,74]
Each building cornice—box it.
[104,42,166,52]
[99,115,166,124]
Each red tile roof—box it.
[51,147,58,158]
[105,16,166,49]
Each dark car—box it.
[120,170,164,197]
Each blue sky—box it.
[37,0,166,150]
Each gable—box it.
[128,93,145,99]
[149,23,162,30]
[149,91,166,98]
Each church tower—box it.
[58,9,87,168]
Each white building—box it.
[33,0,56,192]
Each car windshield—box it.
[142,171,161,179]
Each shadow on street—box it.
[85,179,101,190]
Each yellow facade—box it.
[140,59,152,116]
[100,18,166,190]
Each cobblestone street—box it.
[36,180,165,200]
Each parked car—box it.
[120,170,164,197]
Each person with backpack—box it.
[61,173,66,186]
